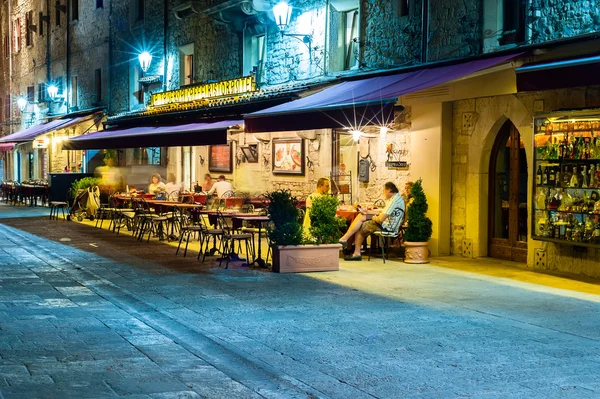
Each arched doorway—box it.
[488,120,528,262]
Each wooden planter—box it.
[272,244,342,273]
[403,241,430,264]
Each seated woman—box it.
[164,173,182,200]
[148,173,166,195]
[202,174,214,193]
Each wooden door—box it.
[488,121,528,262]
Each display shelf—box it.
[532,112,600,247]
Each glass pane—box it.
[492,131,510,239]
[517,136,528,242]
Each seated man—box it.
[206,175,234,198]
[338,182,405,261]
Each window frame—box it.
[71,0,79,21]
[25,11,33,47]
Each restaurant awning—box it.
[0,111,103,143]
[516,54,600,91]
[63,120,242,150]
[244,53,520,133]
[0,142,16,151]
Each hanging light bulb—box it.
[379,126,389,135]
[351,130,362,142]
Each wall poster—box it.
[208,143,232,173]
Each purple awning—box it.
[0,112,103,143]
[63,120,242,150]
[245,53,520,133]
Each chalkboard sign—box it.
[208,144,232,172]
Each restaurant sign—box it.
[150,76,257,107]
[385,160,408,169]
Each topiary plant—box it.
[404,178,433,242]
[308,195,346,244]
[266,189,303,246]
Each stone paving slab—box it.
[0,215,600,398]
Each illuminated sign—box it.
[150,76,257,107]
[33,138,49,148]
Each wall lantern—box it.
[273,1,292,31]
[47,84,59,101]
[138,51,153,73]
[16,96,28,112]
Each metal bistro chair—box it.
[176,207,205,257]
[216,210,254,269]
[368,208,405,263]
[136,198,169,242]
[49,188,70,220]
[95,192,117,229]
[198,211,225,262]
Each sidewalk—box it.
[2,213,600,397]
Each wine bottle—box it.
[549,166,556,186]
[536,165,543,185]
[543,166,549,185]
[555,167,561,188]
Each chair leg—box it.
[381,236,386,264]
[176,230,185,255]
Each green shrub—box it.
[404,179,433,242]
[266,189,303,246]
[308,195,345,244]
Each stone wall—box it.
[531,0,600,43]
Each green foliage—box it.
[103,149,117,166]
[404,179,433,242]
[307,196,344,244]
[266,189,303,246]
[70,177,102,199]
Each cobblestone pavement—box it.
[1,212,600,398]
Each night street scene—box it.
[1,0,600,398]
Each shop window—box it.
[27,86,35,103]
[96,0,103,9]
[39,11,44,37]
[178,44,194,86]
[94,68,102,103]
[499,0,526,45]
[55,0,61,27]
[13,18,21,52]
[71,76,78,109]
[71,0,79,21]
[25,11,33,47]
[28,153,34,179]
[243,33,265,80]
[3,36,8,58]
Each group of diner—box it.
[144,173,234,201]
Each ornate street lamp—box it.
[47,84,59,101]
[273,1,292,31]
[138,51,153,73]
[16,96,28,112]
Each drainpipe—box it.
[8,0,13,134]
[324,0,329,76]
[163,0,168,92]
[107,0,113,113]
[66,0,71,112]
[420,0,429,63]
[46,0,51,87]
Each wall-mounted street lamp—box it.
[16,96,28,112]
[272,1,313,61]
[47,84,59,101]
[138,51,153,73]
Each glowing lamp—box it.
[138,51,153,72]
[16,97,27,112]
[273,1,292,31]
[47,84,59,100]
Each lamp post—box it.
[16,96,28,112]
[138,51,153,73]
[47,84,59,101]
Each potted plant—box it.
[403,179,433,263]
[267,189,342,273]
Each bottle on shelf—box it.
[549,166,556,186]
[536,165,543,185]
[543,166,549,185]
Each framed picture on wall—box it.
[208,143,232,173]
[272,138,304,175]
[240,144,259,163]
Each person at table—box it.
[165,173,182,200]
[206,175,234,198]
[202,174,214,192]
[303,178,330,237]
[338,182,405,261]
[148,173,166,195]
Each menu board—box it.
[208,144,232,172]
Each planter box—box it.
[272,244,342,273]
[403,241,430,264]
